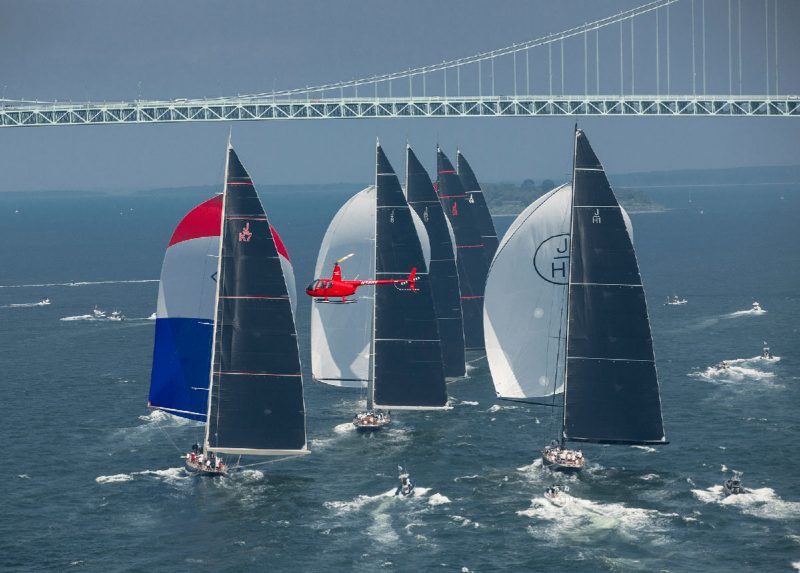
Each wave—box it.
[631,445,656,453]
[692,485,800,520]
[428,493,451,506]
[309,422,357,450]
[451,515,481,528]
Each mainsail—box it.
[485,184,634,401]
[437,148,488,351]
[205,146,307,455]
[405,145,466,378]
[457,150,499,261]
[149,194,297,422]
[563,129,666,445]
[311,187,431,388]
[373,144,447,409]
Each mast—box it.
[561,125,579,447]
[368,139,380,411]
[204,139,230,452]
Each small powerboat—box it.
[751,301,764,312]
[92,306,106,318]
[665,295,688,306]
[394,467,415,497]
[352,410,391,432]
[761,344,773,360]
[107,310,125,321]
[724,471,747,495]
[544,484,570,505]
[38,298,51,306]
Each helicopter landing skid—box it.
[314,299,357,304]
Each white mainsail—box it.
[311,186,430,387]
[484,184,632,400]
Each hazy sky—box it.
[1,0,798,192]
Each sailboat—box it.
[148,143,308,475]
[405,144,466,378]
[437,148,489,351]
[484,128,666,472]
[457,150,499,261]
[311,142,448,430]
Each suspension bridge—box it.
[1,0,797,128]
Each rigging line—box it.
[667,1,671,94]
[526,48,530,95]
[548,43,553,96]
[773,0,778,95]
[702,0,706,95]
[153,414,185,454]
[691,0,696,95]
[738,0,742,95]
[560,39,564,95]
[656,8,660,96]
[619,21,624,96]
[630,17,635,95]
[513,50,517,97]
[584,28,588,97]
[728,0,732,96]
[241,0,678,100]
[596,28,600,95]
[765,0,769,97]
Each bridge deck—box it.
[1,95,797,127]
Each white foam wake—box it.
[726,308,767,318]
[2,301,50,308]
[692,485,800,519]
[691,364,775,383]
[0,279,158,289]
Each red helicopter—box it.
[306,253,418,303]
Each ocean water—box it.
[0,182,798,572]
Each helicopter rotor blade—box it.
[336,253,355,264]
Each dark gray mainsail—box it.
[563,129,666,445]
[457,150,499,262]
[373,144,448,409]
[205,146,308,455]
[437,148,488,351]
[405,145,466,378]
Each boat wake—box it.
[96,467,188,486]
[725,308,767,318]
[692,485,800,520]
[690,363,776,384]
[2,300,51,308]
[517,494,671,543]
[309,422,357,450]
[0,279,158,289]
[324,485,443,515]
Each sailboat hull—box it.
[541,449,585,473]
[184,458,227,477]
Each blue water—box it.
[0,182,798,571]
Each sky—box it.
[0,0,798,192]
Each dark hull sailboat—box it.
[437,148,489,351]
[405,145,466,378]
[485,128,665,472]
[311,143,448,430]
[149,143,308,473]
